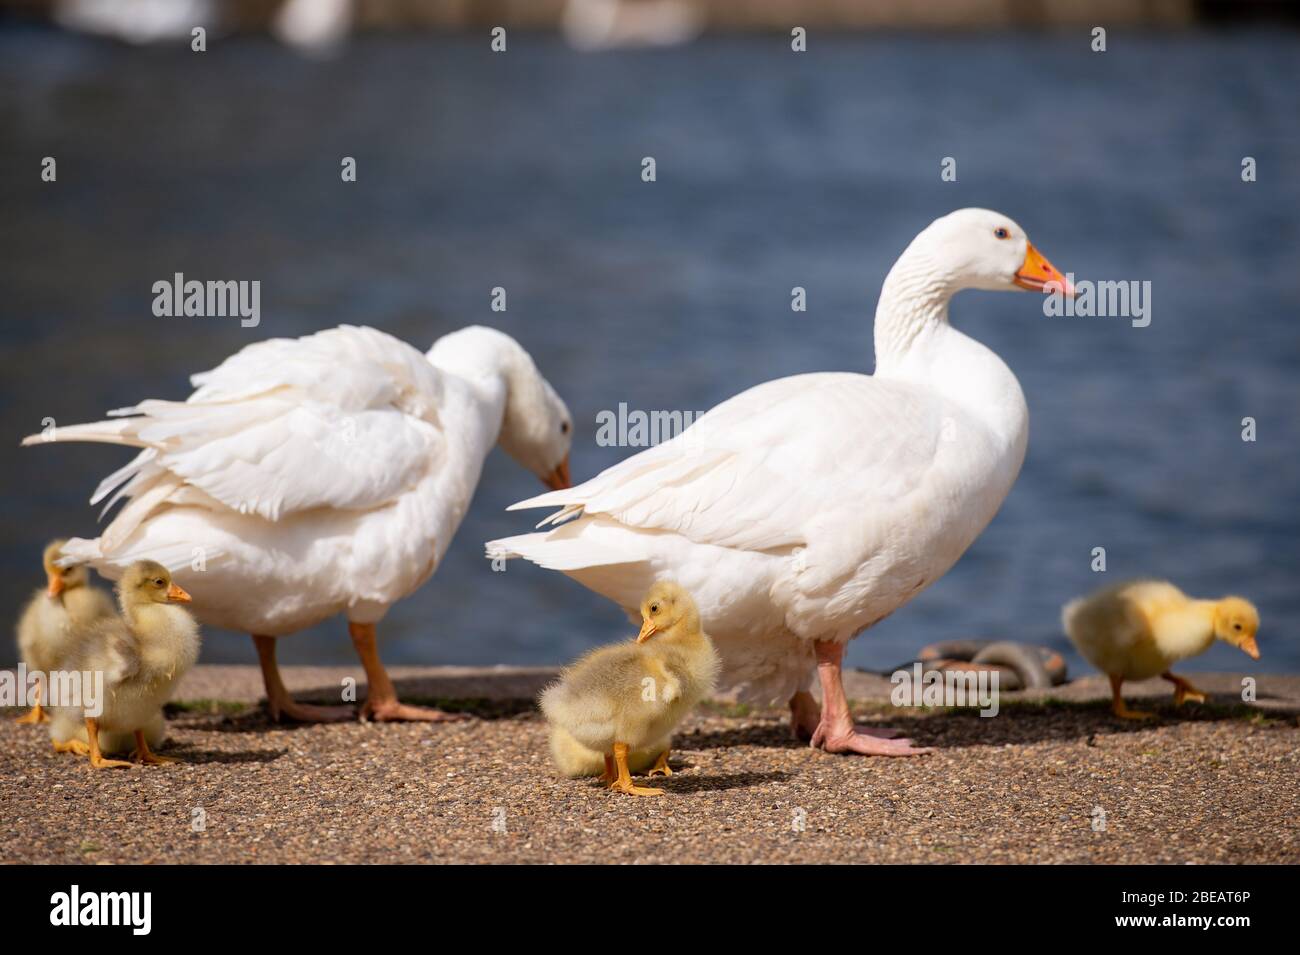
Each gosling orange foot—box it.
[84,718,131,769]
[609,742,665,796]
[89,755,132,769]
[131,730,179,765]
[1162,671,1207,707]
[1111,701,1156,721]
[1109,674,1156,721]
[132,750,178,765]
[16,705,47,724]
[52,738,89,756]
[647,750,673,778]
[609,778,665,797]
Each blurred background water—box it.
[1,24,1297,678]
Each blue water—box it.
[1,28,1297,679]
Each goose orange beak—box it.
[46,572,65,599]
[1014,242,1074,295]
[543,455,571,491]
[166,582,192,603]
[636,619,657,644]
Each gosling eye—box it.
[649,603,660,614]
[994,227,1010,240]
[153,578,165,588]
[1232,623,1243,632]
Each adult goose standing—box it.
[489,209,1071,755]
[25,325,572,722]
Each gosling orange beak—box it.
[46,572,65,599]
[166,582,192,604]
[1014,242,1074,295]
[543,455,571,491]
[636,619,657,644]
[1240,636,1260,660]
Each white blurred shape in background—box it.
[273,0,353,56]
[55,0,216,44]
[562,0,703,51]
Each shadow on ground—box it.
[685,696,1294,752]
[162,741,289,765]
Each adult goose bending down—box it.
[27,324,572,722]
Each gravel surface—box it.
[2,668,1297,864]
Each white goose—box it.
[489,209,1071,755]
[25,325,572,722]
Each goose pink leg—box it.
[808,640,933,756]
[789,690,822,741]
[790,688,907,742]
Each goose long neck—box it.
[427,330,514,454]
[440,364,509,467]
[872,245,954,374]
[870,242,1029,462]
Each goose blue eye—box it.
[994,228,1009,239]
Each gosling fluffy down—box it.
[63,561,200,750]
[1063,579,1260,681]
[49,705,164,755]
[548,725,669,778]
[16,540,115,679]
[540,581,718,772]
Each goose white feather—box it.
[25,324,572,647]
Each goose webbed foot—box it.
[790,690,908,745]
[811,639,933,757]
[271,697,357,724]
[359,698,467,723]
[348,622,469,723]
[789,690,821,741]
[810,720,933,756]
[253,634,356,723]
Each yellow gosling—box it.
[15,540,114,723]
[540,582,718,796]
[1063,580,1259,720]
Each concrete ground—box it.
[1,667,1297,864]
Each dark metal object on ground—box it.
[900,640,1068,691]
